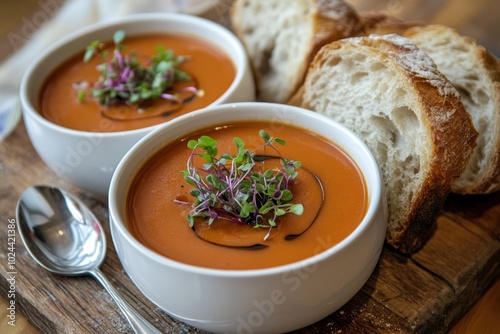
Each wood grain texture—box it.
[449,279,500,334]
[1,0,499,333]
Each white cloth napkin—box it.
[0,0,218,140]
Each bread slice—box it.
[295,34,478,253]
[357,11,424,36]
[403,25,500,194]
[230,0,361,103]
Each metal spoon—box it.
[16,185,161,334]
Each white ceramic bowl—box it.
[109,102,387,334]
[20,13,255,198]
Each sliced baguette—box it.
[295,34,478,253]
[403,25,500,194]
[230,0,361,103]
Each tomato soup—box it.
[39,33,236,132]
[127,122,368,270]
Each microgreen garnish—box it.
[181,130,304,232]
[76,30,203,113]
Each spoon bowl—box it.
[17,186,105,275]
[16,185,161,334]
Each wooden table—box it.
[1,1,499,333]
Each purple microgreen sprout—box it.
[75,30,203,108]
[181,130,304,233]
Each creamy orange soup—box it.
[40,33,235,132]
[127,122,368,270]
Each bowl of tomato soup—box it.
[109,102,387,333]
[19,13,254,197]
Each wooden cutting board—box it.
[0,122,498,334]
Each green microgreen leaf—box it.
[281,190,293,201]
[113,29,126,45]
[187,214,195,228]
[274,138,286,146]
[199,136,217,148]
[290,204,304,215]
[200,152,213,163]
[187,140,198,149]
[84,40,101,63]
[239,163,253,171]
[275,208,286,216]
[183,175,196,187]
[77,90,86,103]
[259,130,271,143]
[266,185,277,197]
[239,179,252,189]
[258,201,272,214]
[283,164,295,176]
[206,174,221,190]
[263,169,275,180]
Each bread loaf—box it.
[294,34,478,253]
[403,25,500,194]
[231,0,361,103]
[357,11,424,36]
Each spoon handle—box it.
[90,268,162,334]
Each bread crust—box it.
[404,25,500,194]
[357,11,424,36]
[301,35,478,253]
[475,49,500,194]
[231,0,361,103]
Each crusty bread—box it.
[357,11,424,36]
[231,0,361,103]
[403,25,500,194]
[294,34,478,253]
